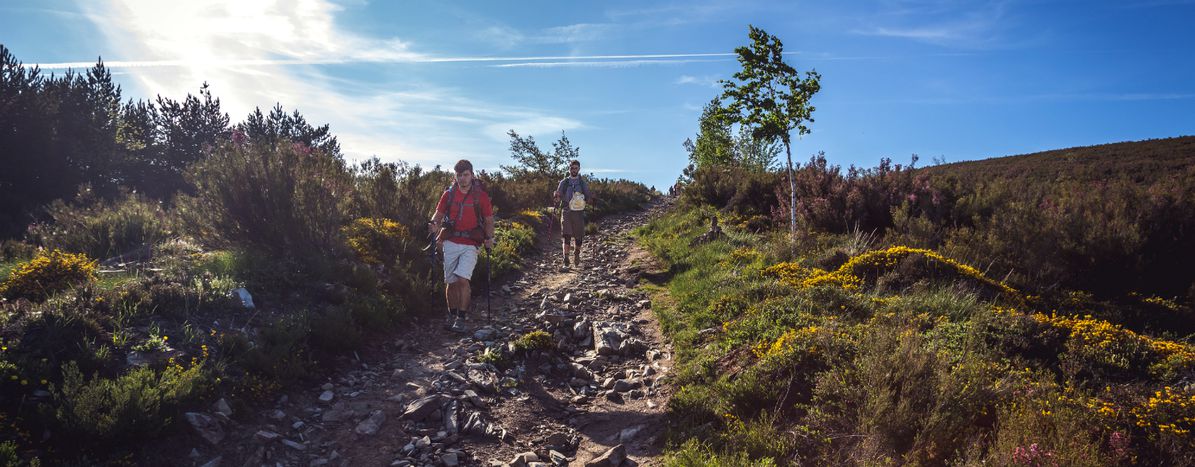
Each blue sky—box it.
[2,0,1194,189]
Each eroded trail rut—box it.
[191,201,673,467]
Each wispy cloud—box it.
[675,74,722,88]
[492,58,726,69]
[849,0,1017,48]
[66,0,700,170]
[30,53,736,70]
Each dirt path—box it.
[183,200,674,467]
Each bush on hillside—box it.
[588,178,654,218]
[179,138,353,265]
[1,249,97,301]
[682,165,780,219]
[46,361,207,449]
[342,217,415,266]
[351,159,446,232]
[27,187,174,261]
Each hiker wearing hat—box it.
[554,160,593,270]
[430,160,495,332]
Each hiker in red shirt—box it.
[429,160,495,332]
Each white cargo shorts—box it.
[442,240,479,283]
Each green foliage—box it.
[718,25,821,147]
[351,159,446,233]
[683,99,781,175]
[686,99,736,169]
[500,130,578,180]
[0,249,97,301]
[180,138,353,265]
[481,220,537,279]
[342,217,414,266]
[512,330,554,353]
[47,361,207,447]
[238,103,340,158]
[682,165,781,220]
[639,201,1195,465]
[27,187,173,260]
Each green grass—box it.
[0,259,16,283]
[635,202,1195,465]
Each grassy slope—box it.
[637,205,1195,465]
[920,135,1195,185]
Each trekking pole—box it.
[485,244,492,324]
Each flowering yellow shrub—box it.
[0,249,97,301]
[516,209,544,222]
[342,217,411,265]
[1030,312,1195,363]
[762,262,827,287]
[767,246,1020,296]
[1131,386,1195,436]
[751,325,849,361]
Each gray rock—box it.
[619,338,648,357]
[280,438,306,451]
[185,412,224,445]
[354,409,386,435]
[441,452,460,467]
[231,287,255,308]
[318,390,335,403]
[402,395,446,421]
[212,398,233,417]
[253,430,281,443]
[548,450,570,465]
[198,456,222,467]
[473,327,497,341]
[321,407,351,423]
[463,389,485,408]
[544,432,575,450]
[444,400,460,434]
[585,444,626,467]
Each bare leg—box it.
[456,278,472,314]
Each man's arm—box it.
[430,192,449,243]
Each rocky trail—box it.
[181,199,675,467]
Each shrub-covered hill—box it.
[920,135,1195,185]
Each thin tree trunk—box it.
[786,142,796,240]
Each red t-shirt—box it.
[435,183,493,246]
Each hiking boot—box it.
[573,253,581,269]
[443,309,465,332]
[449,310,468,333]
[561,256,571,271]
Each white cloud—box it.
[69,0,587,170]
[492,58,724,69]
[849,0,1015,48]
[675,74,722,88]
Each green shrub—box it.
[1,249,97,301]
[46,360,207,448]
[309,307,363,353]
[512,330,554,352]
[665,438,776,467]
[351,159,445,231]
[180,139,353,266]
[237,315,309,384]
[27,188,173,260]
[342,217,414,266]
[481,220,536,279]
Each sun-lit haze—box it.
[3,0,1193,188]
